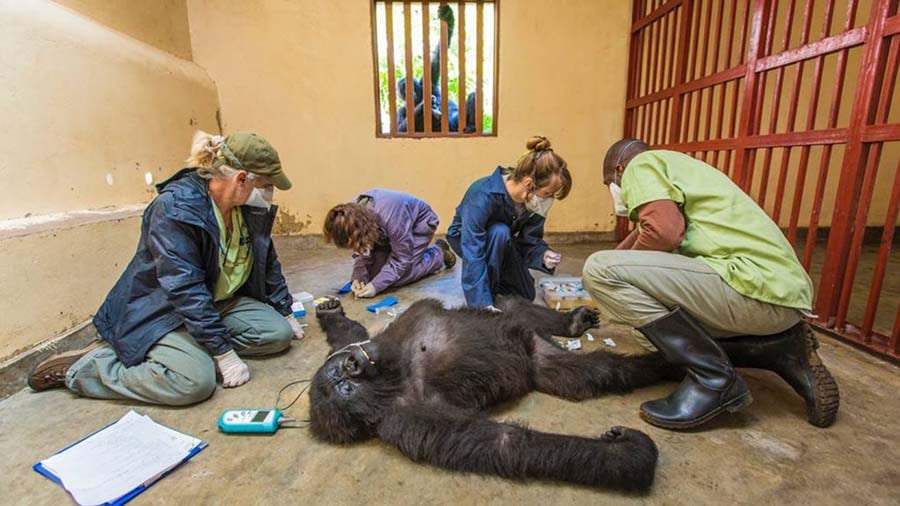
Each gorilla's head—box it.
[398,77,424,106]
[308,339,398,444]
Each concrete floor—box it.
[1,240,899,505]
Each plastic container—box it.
[290,291,315,318]
[538,276,597,312]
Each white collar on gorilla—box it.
[326,339,374,362]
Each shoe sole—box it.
[801,331,840,428]
[27,341,104,391]
[434,239,456,269]
[639,391,754,430]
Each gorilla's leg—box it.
[531,339,675,401]
[495,295,600,337]
[315,299,370,349]
[377,404,657,491]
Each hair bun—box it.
[526,136,552,152]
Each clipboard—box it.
[33,412,207,506]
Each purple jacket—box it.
[352,189,440,292]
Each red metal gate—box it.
[624,0,900,360]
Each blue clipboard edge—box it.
[32,414,207,506]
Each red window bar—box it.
[371,1,499,138]
[623,0,900,361]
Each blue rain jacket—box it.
[93,169,293,366]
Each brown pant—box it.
[582,250,803,350]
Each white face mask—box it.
[525,194,554,217]
[244,186,274,209]
[609,182,628,217]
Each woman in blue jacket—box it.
[447,136,572,309]
[28,131,304,405]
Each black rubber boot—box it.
[638,308,752,429]
[718,322,839,427]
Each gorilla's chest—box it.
[383,316,531,409]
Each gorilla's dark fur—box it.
[308,296,676,492]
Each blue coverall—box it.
[446,167,555,307]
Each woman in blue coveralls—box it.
[446,136,572,309]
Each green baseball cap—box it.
[217,132,292,190]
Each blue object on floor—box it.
[336,281,352,294]
[366,296,398,313]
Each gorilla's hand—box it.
[567,306,601,336]
[316,298,344,318]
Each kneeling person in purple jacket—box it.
[324,189,456,298]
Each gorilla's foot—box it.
[316,298,344,317]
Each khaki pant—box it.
[65,297,294,406]
[582,250,802,351]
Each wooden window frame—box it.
[369,0,500,138]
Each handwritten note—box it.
[39,411,204,505]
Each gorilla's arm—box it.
[495,296,600,337]
[316,300,370,349]
[431,4,456,85]
[377,405,658,492]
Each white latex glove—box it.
[353,282,377,299]
[285,314,305,340]
[351,279,365,293]
[214,350,250,388]
[543,250,561,270]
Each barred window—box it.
[371,1,499,137]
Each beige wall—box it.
[0,1,219,359]
[0,1,219,221]
[0,218,142,359]
[52,0,193,59]
[187,0,631,235]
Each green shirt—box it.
[620,150,813,310]
[211,200,253,302]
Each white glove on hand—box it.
[351,279,365,293]
[353,282,377,299]
[285,314,305,340]
[214,350,250,388]
[543,250,562,270]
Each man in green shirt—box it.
[583,139,839,430]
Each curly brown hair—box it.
[323,203,381,252]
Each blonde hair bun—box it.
[186,130,225,168]
[526,136,552,152]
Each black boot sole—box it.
[639,391,753,430]
[720,325,840,428]
[794,331,840,428]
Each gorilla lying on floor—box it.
[308,296,676,492]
